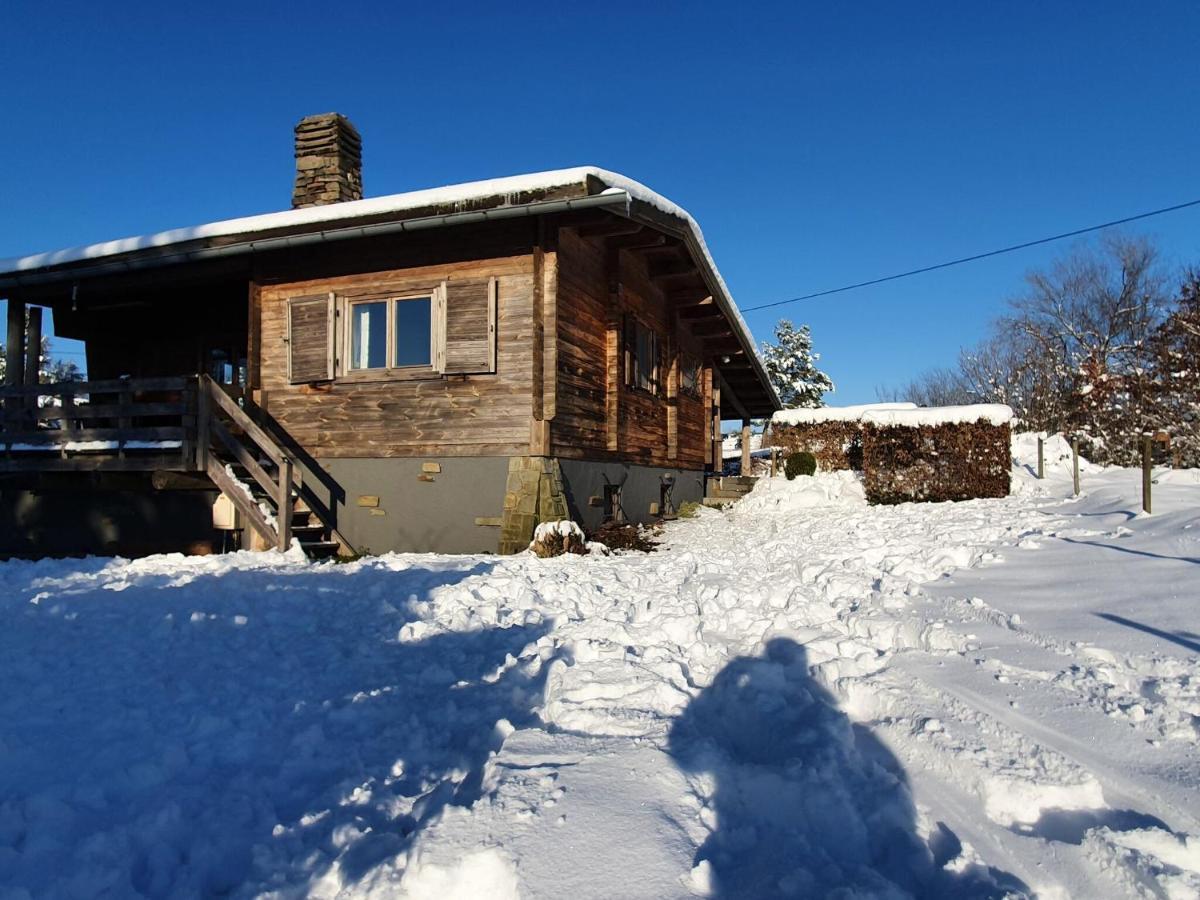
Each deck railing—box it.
[0,374,342,553]
[0,376,197,472]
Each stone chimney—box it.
[292,113,363,208]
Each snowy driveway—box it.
[0,440,1197,898]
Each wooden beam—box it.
[678,304,723,320]
[24,306,42,386]
[648,259,700,281]
[690,319,735,338]
[741,419,752,475]
[5,298,25,387]
[577,218,645,239]
[668,290,713,307]
[666,334,678,461]
[246,281,262,392]
[711,381,722,470]
[717,371,751,421]
[605,231,665,252]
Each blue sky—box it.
[2,1,1198,402]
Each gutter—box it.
[0,191,631,289]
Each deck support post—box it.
[711,384,722,471]
[741,418,752,476]
[24,306,42,387]
[5,298,24,388]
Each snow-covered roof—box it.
[0,165,779,412]
[1,167,653,274]
[772,403,918,426]
[861,404,1014,427]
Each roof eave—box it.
[0,189,629,290]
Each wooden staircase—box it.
[703,474,757,507]
[199,375,344,558]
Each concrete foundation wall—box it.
[0,480,220,559]
[557,459,705,532]
[316,456,510,555]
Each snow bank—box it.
[862,403,1013,427]
[772,402,916,426]
[2,448,1198,897]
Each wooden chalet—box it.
[0,113,779,558]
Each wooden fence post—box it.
[1142,435,1152,515]
[1037,435,1044,479]
[1071,435,1080,497]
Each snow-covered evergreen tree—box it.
[760,319,834,408]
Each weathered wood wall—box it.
[257,256,534,458]
[552,228,710,469]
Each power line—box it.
[743,196,1200,313]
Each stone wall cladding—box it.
[292,113,363,208]
[498,457,570,555]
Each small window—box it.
[625,319,660,395]
[680,354,701,395]
[344,294,434,373]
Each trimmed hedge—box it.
[771,421,863,470]
[862,421,1011,504]
[785,451,817,479]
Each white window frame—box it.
[337,287,444,381]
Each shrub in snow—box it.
[785,451,817,479]
[529,520,588,558]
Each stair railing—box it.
[197,374,294,551]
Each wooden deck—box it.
[0,376,342,555]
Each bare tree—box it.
[1000,234,1168,462]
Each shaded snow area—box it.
[1,438,1198,898]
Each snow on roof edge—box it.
[772,403,918,425]
[861,404,1014,427]
[0,167,607,274]
[1,165,779,408]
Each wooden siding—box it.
[552,229,710,469]
[258,256,533,458]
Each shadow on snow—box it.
[0,557,553,896]
[667,639,1028,899]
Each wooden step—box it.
[300,540,341,559]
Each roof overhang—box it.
[0,166,780,414]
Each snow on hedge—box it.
[861,403,1014,427]
[772,402,916,426]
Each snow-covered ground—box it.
[1,436,1197,898]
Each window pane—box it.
[393,297,432,367]
[350,301,387,370]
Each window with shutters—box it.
[318,276,496,382]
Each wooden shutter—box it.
[441,277,497,374]
[287,293,334,383]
